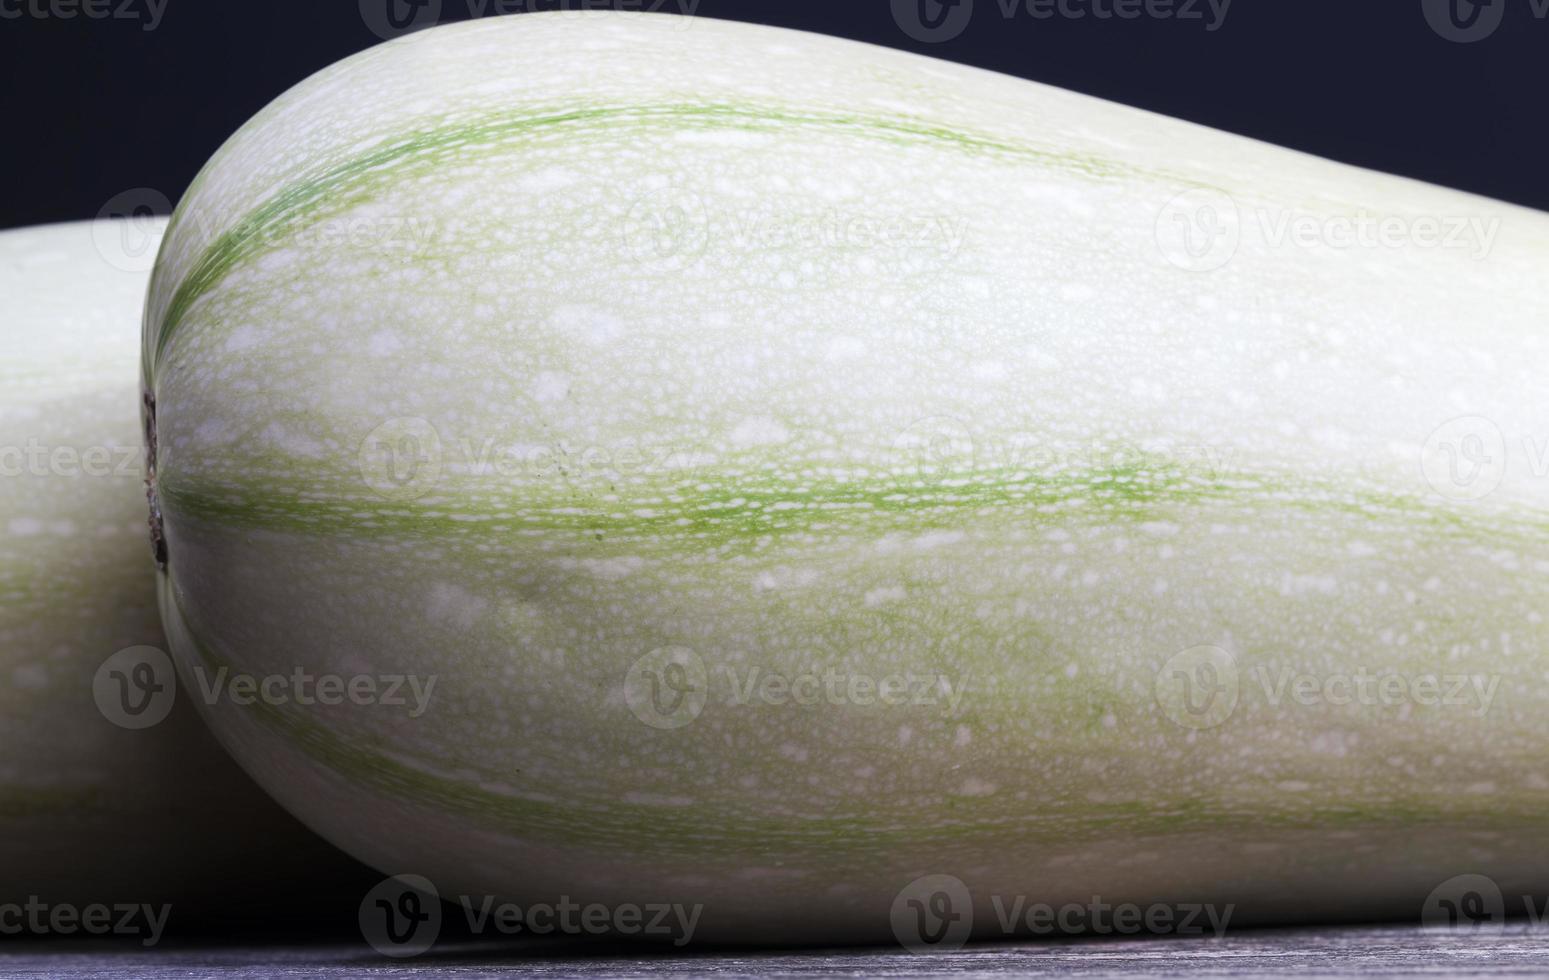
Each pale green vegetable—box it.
[144,12,1549,943]
[0,219,363,924]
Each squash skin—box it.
[0,219,366,926]
[144,12,1549,942]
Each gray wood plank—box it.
[4,925,1549,978]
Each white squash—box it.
[0,219,364,925]
[144,12,1549,943]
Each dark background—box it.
[1,0,1544,231]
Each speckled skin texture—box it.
[0,220,363,922]
[144,12,1549,943]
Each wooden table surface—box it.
[4,924,1548,978]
